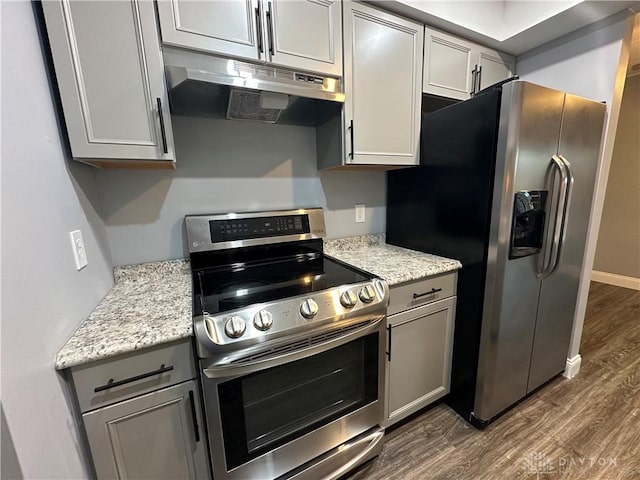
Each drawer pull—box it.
[412,288,442,299]
[93,364,174,393]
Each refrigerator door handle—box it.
[538,155,572,279]
[558,154,575,248]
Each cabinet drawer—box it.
[72,339,196,413]
[388,272,457,316]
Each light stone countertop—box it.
[324,234,462,286]
[56,235,461,370]
[55,260,192,370]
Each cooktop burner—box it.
[193,254,371,316]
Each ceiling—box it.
[378,0,640,55]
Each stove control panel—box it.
[195,279,389,351]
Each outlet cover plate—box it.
[355,204,366,223]
[70,230,88,270]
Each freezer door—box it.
[527,94,606,392]
[474,81,565,422]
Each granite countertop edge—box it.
[56,235,462,370]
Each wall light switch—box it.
[355,204,366,223]
[70,230,88,270]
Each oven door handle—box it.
[320,426,385,480]
[202,315,385,379]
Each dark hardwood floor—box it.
[348,282,640,480]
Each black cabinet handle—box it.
[266,3,274,56]
[188,390,201,443]
[348,120,354,159]
[470,65,478,95]
[412,288,442,299]
[255,5,263,54]
[93,364,174,393]
[156,97,168,154]
[386,325,392,361]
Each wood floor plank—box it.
[346,282,640,479]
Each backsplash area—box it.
[95,116,387,266]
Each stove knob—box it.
[253,310,273,331]
[224,315,246,338]
[374,279,386,299]
[340,290,358,308]
[300,298,319,319]
[359,285,376,303]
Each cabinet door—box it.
[477,48,515,91]
[42,1,175,163]
[265,0,342,76]
[423,27,474,100]
[386,297,455,426]
[83,381,210,480]
[343,1,423,166]
[156,0,262,61]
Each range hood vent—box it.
[164,47,344,126]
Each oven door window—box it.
[218,333,379,470]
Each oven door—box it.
[199,316,386,480]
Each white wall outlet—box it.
[70,230,88,270]
[355,204,366,223]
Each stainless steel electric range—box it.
[185,208,388,480]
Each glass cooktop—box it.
[193,254,372,316]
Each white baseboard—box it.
[591,271,640,290]
[563,354,582,379]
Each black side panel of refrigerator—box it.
[386,88,502,421]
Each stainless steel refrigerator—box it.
[386,80,606,427]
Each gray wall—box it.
[1,2,114,478]
[96,116,387,266]
[594,74,640,278]
[516,12,628,108]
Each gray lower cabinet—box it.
[68,339,210,479]
[83,380,209,480]
[41,0,175,167]
[385,274,457,427]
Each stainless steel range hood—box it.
[163,47,344,126]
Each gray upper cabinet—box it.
[266,0,342,76]
[423,26,514,100]
[156,0,261,62]
[157,0,343,76]
[477,49,514,90]
[42,1,175,167]
[423,27,475,100]
[83,380,210,479]
[342,1,423,166]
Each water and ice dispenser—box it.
[509,190,548,259]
